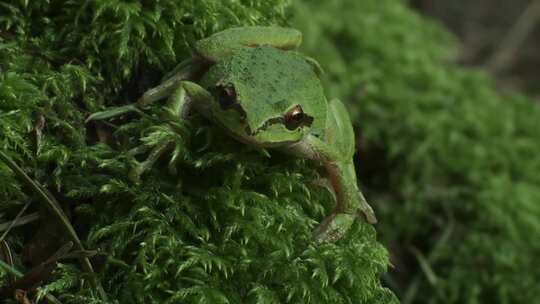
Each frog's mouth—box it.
[210,84,313,137]
[248,113,313,136]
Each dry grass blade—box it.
[0,240,14,283]
[487,0,540,72]
[0,260,62,304]
[0,151,108,301]
[0,213,40,232]
[0,202,31,243]
[1,242,73,296]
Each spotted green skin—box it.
[134,26,377,242]
[199,46,326,146]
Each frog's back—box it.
[201,46,327,136]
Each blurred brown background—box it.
[410,0,540,97]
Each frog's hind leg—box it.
[325,98,376,223]
[287,98,376,243]
[313,160,376,243]
[195,26,303,62]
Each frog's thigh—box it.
[196,26,303,61]
[163,81,214,120]
[324,98,356,160]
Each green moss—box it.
[0,1,394,303]
[294,0,540,303]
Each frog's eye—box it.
[213,84,247,120]
[284,105,313,130]
[214,84,237,109]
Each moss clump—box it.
[0,1,395,303]
[294,0,540,303]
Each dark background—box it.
[411,0,540,97]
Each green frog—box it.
[89,26,376,242]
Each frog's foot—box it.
[313,213,356,243]
[357,189,378,224]
[128,140,174,183]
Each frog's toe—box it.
[313,213,356,243]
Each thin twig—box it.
[0,151,108,301]
[0,240,14,281]
[0,212,40,232]
[2,242,73,295]
[0,259,23,277]
[487,0,540,73]
[0,260,63,304]
[0,201,31,243]
[402,219,454,304]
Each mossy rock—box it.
[0,1,395,303]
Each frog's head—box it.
[199,46,327,147]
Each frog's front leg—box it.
[138,59,202,107]
[285,98,376,242]
[130,81,214,181]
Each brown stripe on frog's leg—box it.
[283,102,377,242]
[324,160,377,224]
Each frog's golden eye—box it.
[214,84,237,109]
[284,105,313,130]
